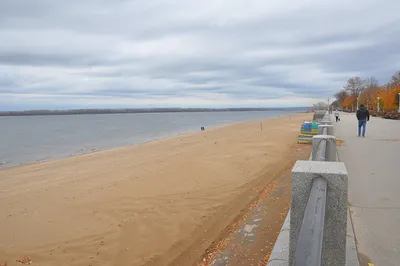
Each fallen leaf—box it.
[16,257,32,265]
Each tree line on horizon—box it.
[0,107,295,117]
[332,71,400,112]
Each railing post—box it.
[318,124,334,135]
[312,135,337,162]
[313,110,327,122]
[290,161,348,266]
[320,120,332,125]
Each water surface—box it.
[0,110,303,168]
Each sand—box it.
[0,113,312,266]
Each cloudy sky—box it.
[1,0,400,110]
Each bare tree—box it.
[331,100,339,109]
[334,89,348,105]
[343,77,366,97]
[364,76,379,89]
[389,71,400,88]
[313,102,328,111]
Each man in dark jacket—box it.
[356,104,370,137]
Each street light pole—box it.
[377,97,380,112]
[398,93,400,113]
[327,97,330,113]
[357,97,359,110]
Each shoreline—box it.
[0,112,312,266]
[0,112,304,170]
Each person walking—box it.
[334,109,340,122]
[356,104,370,137]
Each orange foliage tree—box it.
[374,86,400,111]
[392,85,400,110]
[342,95,356,110]
[358,86,377,110]
[335,72,400,113]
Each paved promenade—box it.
[334,112,400,266]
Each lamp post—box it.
[377,97,380,112]
[398,93,400,113]
[357,97,359,110]
[327,97,331,113]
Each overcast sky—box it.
[1,0,400,110]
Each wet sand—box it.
[0,113,312,266]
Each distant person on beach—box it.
[334,110,340,122]
[356,104,370,137]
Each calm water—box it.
[0,110,302,169]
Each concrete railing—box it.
[267,112,356,266]
[313,110,327,123]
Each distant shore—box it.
[0,107,308,117]
[0,113,312,266]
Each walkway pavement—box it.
[334,112,400,266]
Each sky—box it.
[1,0,400,110]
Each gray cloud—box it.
[1,0,400,109]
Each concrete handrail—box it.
[267,111,354,266]
[290,112,348,266]
[293,114,332,265]
[313,127,327,162]
[294,177,327,266]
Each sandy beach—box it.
[0,113,312,266]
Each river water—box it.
[0,110,304,168]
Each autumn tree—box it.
[336,72,400,114]
[395,85,400,110]
[358,77,379,109]
[334,90,348,107]
[389,71,400,88]
[361,87,378,110]
[313,102,328,111]
[344,77,366,98]
[364,77,379,89]
[331,100,339,109]
[342,95,356,110]
[375,86,400,111]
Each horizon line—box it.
[0,106,311,117]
